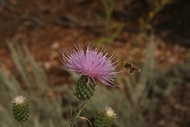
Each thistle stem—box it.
[70,100,84,127]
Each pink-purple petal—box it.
[61,46,118,86]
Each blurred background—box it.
[0,0,190,127]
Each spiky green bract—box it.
[64,123,69,127]
[94,107,116,127]
[12,96,29,122]
[75,75,95,100]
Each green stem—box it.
[70,100,84,127]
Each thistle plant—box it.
[12,95,29,127]
[94,107,116,127]
[60,46,118,126]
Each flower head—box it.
[12,95,30,122]
[105,107,116,119]
[12,95,26,105]
[94,107,116,127]
[60,46,118,86]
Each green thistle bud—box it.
[12,95,29,122]
[94,107,116,127]
[64,123,69,127]
[75,75,95,100]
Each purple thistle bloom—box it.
[60,46,118,87]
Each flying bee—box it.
[125,63,141,73]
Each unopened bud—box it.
[94,107,116,127]
[12,95,29,122]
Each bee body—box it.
[125,63,141,73]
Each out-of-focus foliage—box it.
[96,0,124,45]
[0,43,66,126]
[140,0,173,33]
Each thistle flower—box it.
[60,46,118,87]
[94,107,116,127]
[12,96,26,105]
[105,107,116,119]
[12,95,29,122]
